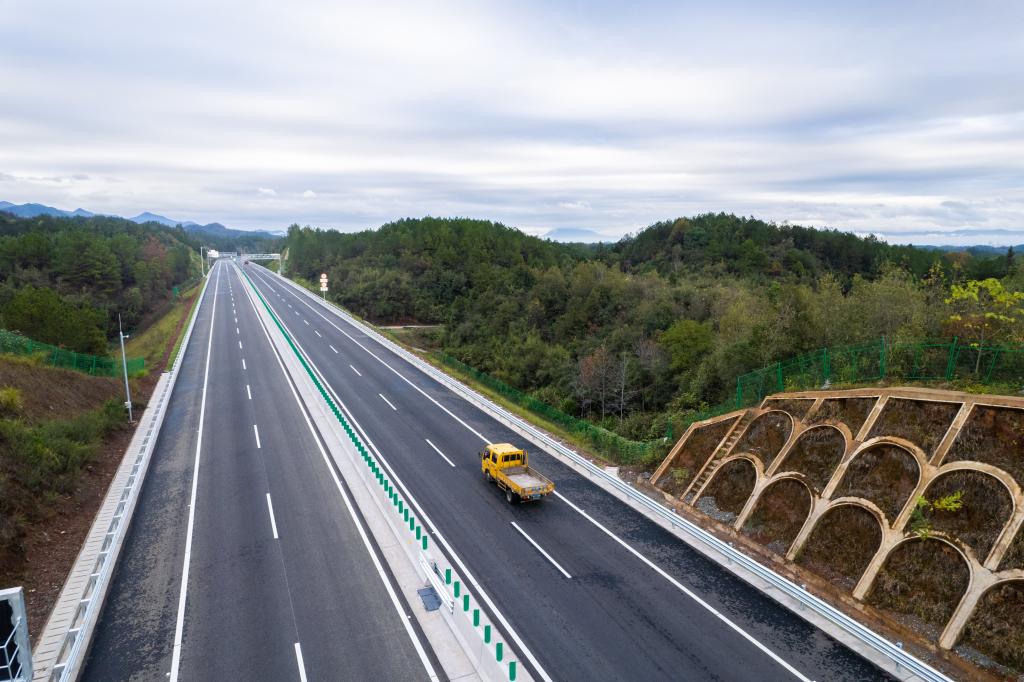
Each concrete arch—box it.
[693,456,760,519]
[773,424,851,492]
[939,570,1024,650]
[738,476,814,552]
[831,439,924,522]
[733,410,795,470]
[790,500,886,583]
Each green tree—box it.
[660,319,713,374]
[945,278,1024,373]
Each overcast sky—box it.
[2,1,1022,244]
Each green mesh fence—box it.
[434,352,666,464]
[734,337,1024,409]
[0,329,144,376]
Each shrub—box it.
[0,387,23,417]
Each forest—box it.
[0,213,202,354]
[286,214,1024,442]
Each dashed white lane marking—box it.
[349,364,362,377]
[510,522,572,579]
[266,493,279,539]
[314,330,322,337]
[553,491,811,681]
[329,345,338,353]
[236,327,240,334]
[238,340,243,349]
[294,643,308,682]
[378,393,397,411]
[242,358,247,370]
[425,439,456,467]
[304,319,309,325]
[253,423,261,449]
[246,384,252,400]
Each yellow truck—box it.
[480,443,554,503]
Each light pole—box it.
[200,246,206,277]
[118,314,133,423]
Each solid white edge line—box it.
[349,364,361,376]
[245,278,550,682]
[553,491,811,681]
[424,439,457,468]
[378,393,398,411]
[246,384,252,400]
[239,265,438,680]
[510,522,572,580]
[254,423,261,449]
[252,269,491,444]
[266,493,279,539]
[294,642,308,682]
[169,260,220,682]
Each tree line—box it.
[287,215,1024,441]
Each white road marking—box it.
[294,643,308,682]
[169,260,220,682]
[238,340,243,349]
[239,273,438,679]
[314,330,322,337]
[253,424,261,448]
[510,522,572,579]
[266,493,279,539]
[234,317,237,324]
[553,491,811,681]
[349,364,361,376]
[379,393,397,411]
[425,438,456,467]
[246,384,252,400]
[242,358,247,370]
[329,344,338,353]
[304,319,309,325]
[236,327,240,334]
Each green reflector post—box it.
[416,526,422,540]
[484,624,491,643]
[454,581,460,598]
[509,661,517,681]
[408,516,415,531]
[421,535,428,550]
[496,642,504,662]
[403,508,409,521]
[473,609,480,626]
[445,568,451,584]
[463,594,469,612]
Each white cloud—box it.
[0,1,1021,244]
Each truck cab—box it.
[480,443,554,503]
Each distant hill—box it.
[544,227,610,243]
[0,201,282,240]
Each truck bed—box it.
[502,466,551,490]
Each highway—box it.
[242,263,890,682]
[83,260,435,680]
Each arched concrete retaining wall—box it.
[655,386,1024,651]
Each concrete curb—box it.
[240,267,529,682]
[31,271,213,681]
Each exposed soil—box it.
[835,443,920,520]
[923,470,1013,561]
[777,425,847,493]
[868,398,961,458]
[700,458,757,521]
[733,411,792,469]
[869,538,970,639]
[809,396,877,436]
[946,405,1024,488]
[761,398,815,419]
[961,581,1024,672]
[797,504,882,591]
[998,524,1024,571]
[656,415,738,495]
[741,478,811,554]
[0,359,123,424]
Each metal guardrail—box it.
[0,588,30,681]
[31,270,213,681]
[268,267,952,682]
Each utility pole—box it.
[118,314,133,423]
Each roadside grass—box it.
[125,281,202,371]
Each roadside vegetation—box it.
[286,214,1024,448]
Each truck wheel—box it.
[485,470,492,482]
[506,489,516,504]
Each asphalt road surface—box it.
[84,260,434,681]
[239,262,891,682]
